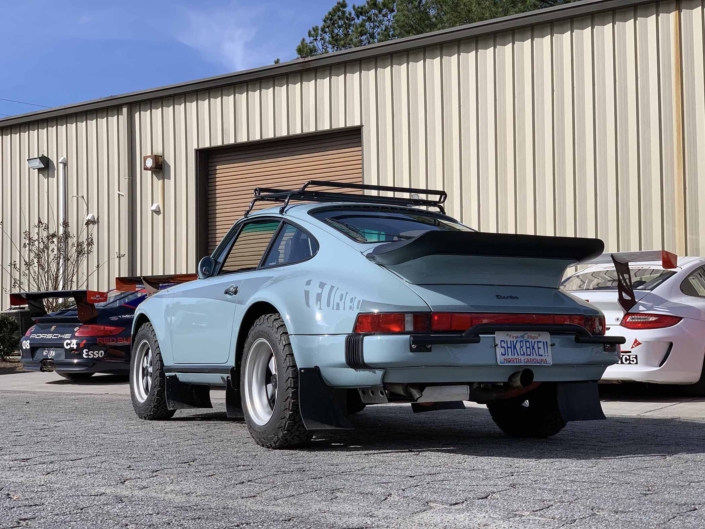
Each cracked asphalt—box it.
[2,381,705,528]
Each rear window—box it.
[562,268,676,292]
[311,208,473,243]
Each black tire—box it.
[240,314,311,449]
[487,384,566,438]
[57,372,94,381]
[346,389,367,415]
[129,323,175,420]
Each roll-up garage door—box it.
[207,128,362,253]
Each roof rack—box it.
[244,180,447,217]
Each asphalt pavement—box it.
[2,372,705,528]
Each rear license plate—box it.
[495,331,552,366]
[618,354,638,365]
[32,348,64,361]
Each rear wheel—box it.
[241,314,310,449]
[487,384,566,438]
[129,323,175,420]
[57,372,94,381]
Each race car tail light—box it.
[353,313,606,335]
[621,313,682,330]
[75,325,125,337]
[24,325,36,337]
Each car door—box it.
[170,219,281,364]
[228,221,321,353]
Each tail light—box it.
[24,325,35,337]
[353,313,606,335]
[75,325,125,337]
[621,313,682,330]
[354,313,430,333]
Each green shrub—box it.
[0,315,19,359]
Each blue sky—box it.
[0,0,334,118]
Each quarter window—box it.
[220,220,280,274]
[681,267,705,298]
[263,223,318,267]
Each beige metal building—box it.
[1,0,704,309]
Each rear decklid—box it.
[568,290,651,327]
[366,231,603,313]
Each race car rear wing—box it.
[115,274,197,295]
[9,290,108,322]
[586,250,678,312]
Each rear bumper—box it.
[21,359,129,374]
[602,321,705,384]
[290,333,619,388]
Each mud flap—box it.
[166,376,213,411]
[225,369,244,420]
[298,367,354,430]
[556,381,605,422]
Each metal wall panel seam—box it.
[680,0,705,254]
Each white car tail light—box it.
[621,313,682,330]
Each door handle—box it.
[224,285,239,296]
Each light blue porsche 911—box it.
[129,181,625,448]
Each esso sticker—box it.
[82,350,105,359]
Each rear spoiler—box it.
[115,274,197,295]
[587,250,678,313]
[366,232,604,266]
[9,290,108,322]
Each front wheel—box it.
[241,314,310,449]
[129,323,175,420]
[487,384,566,438]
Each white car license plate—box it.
[495,331,552,366]
[618,354,638,365]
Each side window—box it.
[262,223,319,268]
[220,220,280,274]
[681,267,705,298]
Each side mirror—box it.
[198,256,216,279]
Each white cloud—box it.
[176,2,267,72]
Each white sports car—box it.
[562,251,705,395]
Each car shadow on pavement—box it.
[172,411,234,422]
[599,383,702,401]
[46,374,129,386]
[304,405,705,459]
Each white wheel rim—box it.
[243,338,278,426]
[132,339,153,403]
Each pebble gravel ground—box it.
[2,390,705,528]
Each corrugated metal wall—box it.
[1,0,705,310]
[0,108,131,309]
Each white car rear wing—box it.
[586,250,678,312]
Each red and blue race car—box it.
[13,275,195,380]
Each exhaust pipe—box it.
[508,369,534,388]
[40,359,56,372]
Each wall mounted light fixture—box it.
[27,156,49,170]
[143,155,163,171]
